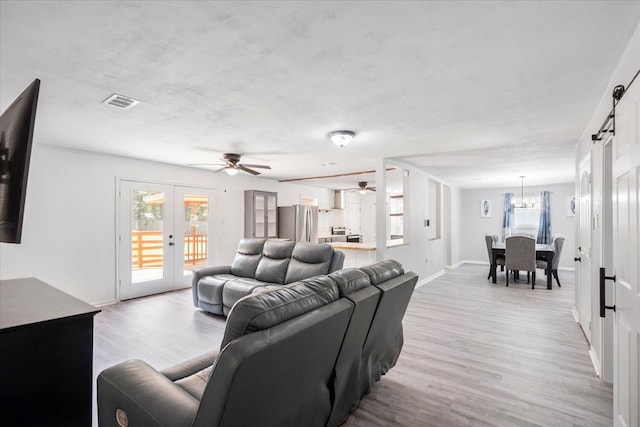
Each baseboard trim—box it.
[589,347,602,378]
[92,299,118,307]
[571,306,580,323]
[415,270,446,288]
[447,261,465,269]
[462,260,489,266]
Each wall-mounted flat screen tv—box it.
[0,79,40,244]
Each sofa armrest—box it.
[160,350,219,381]
[192,265,232,306]
[97,359,200,427]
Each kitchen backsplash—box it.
[318,209,345,237]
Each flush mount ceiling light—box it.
[328,130,355,147]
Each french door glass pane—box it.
[131,190,164,283]
[183,194,209,275]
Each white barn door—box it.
[611,80,639,427]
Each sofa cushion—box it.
[222,277,277,310]
[255,240,295,284]
[284,242,335,284]
[220,275,339,348]
[328,268,371,296]
[230,239,266,278]
[197,274,237,305]
[360,260,404,285]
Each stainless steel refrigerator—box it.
[277,205,318,242]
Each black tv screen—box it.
[0,79,40,244]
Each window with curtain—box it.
[513,206,541,236]
[505,191,551,241]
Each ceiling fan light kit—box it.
[328,130,355,147]
[224,167,239,176]
[355,181,376,194]
[189,153,271,176]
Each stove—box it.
[331,226,347,235]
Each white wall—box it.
[458,182,576,269]
[0,144,335,305]
[449,185,463,266]
[376,162,451,283]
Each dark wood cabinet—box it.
[0,278,100,427]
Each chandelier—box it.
[511,176,537,208]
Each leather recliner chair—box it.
[98,275,353,427]
[326,260,418,426]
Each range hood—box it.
[333,190,345,209]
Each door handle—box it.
[168,242,175,246]
[574,257,581,262]
[599,267,616,318]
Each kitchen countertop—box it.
[329,242,376,251]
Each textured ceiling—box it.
[1,1,639,189]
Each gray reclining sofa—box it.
[98,260,418,427]
[192,238,345,316]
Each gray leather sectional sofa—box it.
[192,238,345,316]
[97,259,418,427]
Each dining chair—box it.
[505,236,536,289]
[485,234,504,280]
[537,234,564,287]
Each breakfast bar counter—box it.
[329,242,376,251]
[329,242,376,268]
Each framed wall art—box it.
[480,199,491,218]
[567,196,576,217]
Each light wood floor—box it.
[93,264,612,426]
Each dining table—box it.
[491,242,555,289]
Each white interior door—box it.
[347,200,361,235]
[611,81,639,427]
[578,156,592,342]
[118,181,215,300]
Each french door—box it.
[611,81,639,427]
[118,180,216,300]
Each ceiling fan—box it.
[189,153,271,176]
[349,181,376,194]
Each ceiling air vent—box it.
[102,93,140,110]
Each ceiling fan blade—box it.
[238,165,261,175]
[369,187,376,192]
[188,163,226,166]
[212,166,227,173]
[239,163,271,169]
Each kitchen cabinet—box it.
[244,190,278,238]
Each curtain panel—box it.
[502,193,514,241]
[537,191,551,244]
